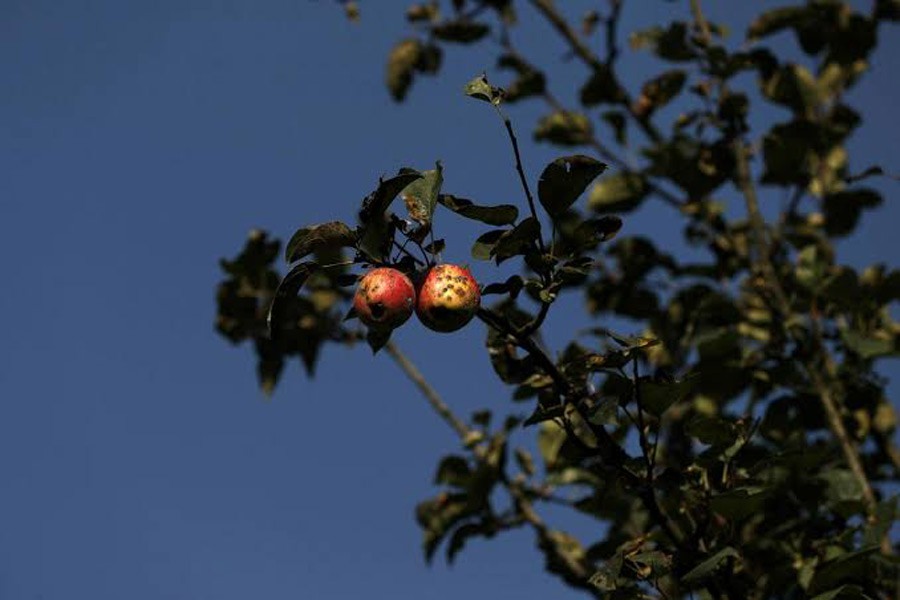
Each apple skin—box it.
[353,267,416,330]
[415,264,481,333]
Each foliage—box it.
[214,1,900,598]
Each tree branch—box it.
[493,105,547,254]
[384,341,472,440]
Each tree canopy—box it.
[215,1,900,598]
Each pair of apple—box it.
[353,264,480,333]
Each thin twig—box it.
[384,341,471,439]
[493,105,547,254]
[603,0,623,67]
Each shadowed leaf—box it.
[285,221,356,264]
[538,155,608,218]
[266,262,319,339]
[439,194,518,225]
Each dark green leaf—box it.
[386,39,422,102]
[366,327,392,354]
[587,172,648,213]
[747,6,805,41]
[424,239,445,255]
[438,194,518,225]
[630,22,697,61]
[482,275,524,297]
[492,217,541,263]
[435,455,472,488]
[576,216,623,246]
[761,63,820,115]
[267,262,319,339]
[823,188,882,237]
[446,521,493,564]
[471,229,507,261]
[534,112,593,146]
[537,155,608,218]
[433,20,490,44]
[255,340,284,396]
[810,585,869,600]
[580,66,624,106]
[601,111,627,145]
[285,221,356,264]
[840,328,896,359]
[400,162,443,225]
[359,171,424,223]
[415,43,442,74]
[808,546,880,594]
[640,376,695,417]
[682,547,740,584]
[634,70,687,116]
[526,404,565,427]
[876,0,900,20]
[710,487,769,519]
[497,53,546,103]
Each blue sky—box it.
[1,2,898,599]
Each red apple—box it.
[416,264,481,333]
[353,267,416,330]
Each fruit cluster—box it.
[353,264,480,334]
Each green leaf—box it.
[580,65,624,106]
[424,238,445,255]
[255,340,284,397]
[808,546,880,595]
[863,498,898,547]
[635,70,687,116]
[481,275,524,298]
[267,262,319,339]
[840,328,896,359]
[710,487,769,519]
[630,22,697,61]
[640,376,695,417]
[435,455,472,488]
[285,221,356,264]
[761,63,820,115]
[497,53,546,103]
[534,112,593,146]
[416,493,474,562]
[365,326,392,354]
[471,229,507,261]
[587,172,648,213]
[492,217,541,263]
[386,39,422,102]
[446,521,493,564]
[747,6,806,41]
[438,194,518,225]
[400,162,443,225]
[433,20,490,44]
[876,0,900,21]
[682,547,740,584]
[359,171,424,223]
[464,73,503,105]
[537,155,608,218]
[823,188,882,237]
[810,585,869,600]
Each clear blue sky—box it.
[1,2,898,598]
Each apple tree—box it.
[214,1,900,597]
